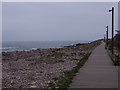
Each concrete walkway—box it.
[70,43,118,88]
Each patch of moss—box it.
[71,58,79,61]
[48,52,65,58]
[79,52,86,56]
[71,53,76,56]
[52,77,59,81]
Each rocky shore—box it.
[2,40,102,89]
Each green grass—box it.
[79,52,86,56]
[47,52,65,58]
[108,53,120,66]
[48,53,91,89]
[71,53,77,56]
[70,58,79,61]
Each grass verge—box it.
[48,52,91,89]
[106,50,120,66]
[109,54,120,66]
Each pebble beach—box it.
[2,40,102,89]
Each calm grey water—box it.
[2,41,90,52]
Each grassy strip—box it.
[48,53,91,89]
[109,54,116,65]
[110,55,120,66]
[107,51,120,66]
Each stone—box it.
[30,85,37,88]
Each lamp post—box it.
[106,26,108,47]
[109,7,114,55]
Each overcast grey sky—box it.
[118,1,120,30]
[2,2,118,41]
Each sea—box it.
[1,41,91,52]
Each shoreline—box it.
[2,41,91,53]
[2,42,88,53]
[2,39,102,88]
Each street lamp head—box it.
[109,10,112,12]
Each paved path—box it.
[70,43,118,88]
